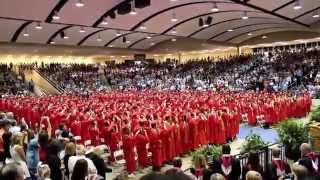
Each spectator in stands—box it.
[37,164,51,180]
[211,144,241,180]
[298,143,320,175]
[38,132,49,162]
[291,163,311,180]
[46,140,62,180]
[0,162,25,180]
[85,146,112,179]
[245,170,263,180]
[63,142,76,179]
[71,159,96,180]
[210,173,225,180]
[242,152,264,179]
[26,130,39,180]
[68,144,97,179]
[0,119,10,164]
[10,133,30,179]
[266,147,291,180]
[191,155,207,179]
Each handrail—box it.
[34,69,65,93]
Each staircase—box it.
[23,70,63,95]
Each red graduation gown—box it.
[122,134,137,173]
[148,128,163,167]
[135,130,149,167]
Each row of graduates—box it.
[66,110,238,172]
[0,91,312,171]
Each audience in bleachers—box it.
[34,49,320,96]
[39,64,108,94]
[0,64,32,96]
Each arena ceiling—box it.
[0,0,319,50]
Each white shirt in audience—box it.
[68,155,97,179]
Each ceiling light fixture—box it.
[97,35,102,42]
[150,42,155,46]
[293,0,302,10]
[50,41,55,44]
[130,1,137,15]
[101,17,108,25]
[116,31,121,36]
[52,11,60,20]
[211,2,219,12]
[227,29,234,32]
[313,11,320,18]
[109,45,114,47]
[75,0,84,7]
[242,11,249,20]
[35,22,42,30]
[171,28,177,34]
[262,35,267,39]
[171,38,177,42]
[140,24,147,30]
[63,32,69,39]
[146,35,152,39]
[171,11,178,22]
[126,40,131,44]
[23,29,29,37]
[248,33,252,36]
[79,27,86,33]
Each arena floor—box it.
[106,99,320,179]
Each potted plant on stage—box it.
[241,131,268,154]
[191,145,222,165]
[277,119,309,161]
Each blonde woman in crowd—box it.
[245,170,263,180]
[10,133,30,179]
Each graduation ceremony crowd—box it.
[34,48,320,95]
[0,90,313,180]
[0,48,319,180]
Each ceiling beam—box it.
[294,6,320,19]
[229,0,309,27]
[161,10,261,35]
[104,32,136,47]
[45,0,68,23]
[128,35,162,48]
[10,21,33,42]
[208,22,289,40]
[130,1,235,31]
[272,0,295,12]
[188,17,276,37]
[77,29,107,46]
[46,25,73,44]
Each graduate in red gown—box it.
[70,115,82,138]
[148,122,163,171]
[109,125,120,162]
[135,126,149,168]
[122,127,137,174]
[216,111,227,144]
[179,116,190,153]
[89,121,100,146]
[172,118,182,156]
[189,113,199,149]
